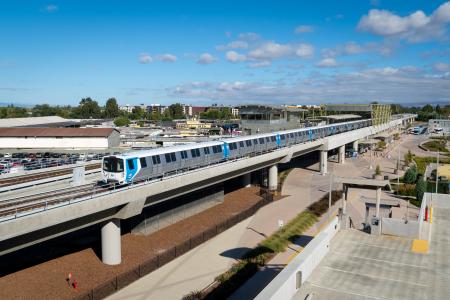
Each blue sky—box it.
[0,0,449,106]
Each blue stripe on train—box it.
[125,157,139,183]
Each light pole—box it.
[328,172,333,220]
[436,151,439,195]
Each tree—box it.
[404,166,418,184]
[114,116,130,127]
[0,105,28,118]
[422,104,433,113]
[168,103,185,119]
[74,97,101,119]
[104,98,119,119]
[415,176,426,201]
[404,150,413,166]
[130,106,145,120]
[375,165,382,176]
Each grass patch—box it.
[422,140,449,152]
[196,190,343,299]
[413,156,450,175]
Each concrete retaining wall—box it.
[381,218,420,238]
[255,217,340,300]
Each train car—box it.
[102,118,373,185]
[102,141,224,184]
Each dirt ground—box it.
[0,186,264,300]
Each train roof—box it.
[116,140,224,158]
[221,132,277,143]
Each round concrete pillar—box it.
[101,218,121,265]
[353,140,359,153]
[338,145,345,164]
[242,173,251,188]
[268,164,278,191]
[320,151,328,175]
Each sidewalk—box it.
[108,167,322,300]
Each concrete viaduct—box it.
[0,114,415,265]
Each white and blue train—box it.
[102,119,371,184]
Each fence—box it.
[74,190,273,300]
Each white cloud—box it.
[316,58,338,68]
[216,40,248,51]
[357,2,450,42]
[434,62,449,72]
[344,42,364,54]
[295,44,314,58]
[139,53,152,64]
[44,4,58,12]
[248,42,314,60]
[226,51,247,63]
[248,61,271,68]
[294,25,314,34]
[167,66,450,105]
[156,54,177,62]
[197,53,216,65]
[238,32,261,42]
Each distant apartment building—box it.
[231,107,239,117]
[119,104,134,113]
[428,119,450,135]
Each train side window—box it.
[290,133,294,138]
[271,136,276,142]
[253,139,258,145]
[259,138,265,144]
[246,140,252,147]
[204,147,210,155]
[239,141,244,147]
[212,146,217,154]
[165,153,172,163]
[217,145,222,152]
[152,156,157,164]
[140,157,147,168]
[196,148,200,157]
[181,151,187,159]
[171,152,176,161]
[280,135,285,140]
[191,149,197,157]
[127,159,135,169]
[266,137,270,143]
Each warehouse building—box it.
[0,128,120,149]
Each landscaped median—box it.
[183,190,343,300]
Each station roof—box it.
[321,114,362,120]
[238,105,307,114]
[360,196,400,206]
[0,116,79,128]
[325,104,373,112]
[334,176,390,189]
[0,127,117,138]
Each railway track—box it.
[0,163,101,188]
[0,182,112,220]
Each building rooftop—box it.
[0,127,117,137]
[0,116,79,128]
[321,114,362,120]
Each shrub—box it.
[397,184,416,197]
[403,166,417,184]
[375,165,381,176]
[377,140,386,149]
[182,291,203,300]
[114,116,130,127]
[404,150,413,165]
[415,178,426,201]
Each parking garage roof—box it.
[0,127,117,137]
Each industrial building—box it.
[428,119,450,135]
[325,104,391,125]
[0,127,120,149]
[238,105,308,134]
[0,116,104,128]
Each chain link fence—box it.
[74,190,273,300]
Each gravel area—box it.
[0,186,263,300]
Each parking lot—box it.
[0,152,110,175]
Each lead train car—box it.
[102,119,372,184]
[102,141,224,184]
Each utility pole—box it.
[328,172,333,220]
[436,151,439,195]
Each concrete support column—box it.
[320,151,328,175]
[242,173,251,188]
[268,164,278,191]
[375,187,381,218]
[101,218,121,265]
[338,145,345,164]
[352,140,359,153]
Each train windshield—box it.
[103,156,124,173]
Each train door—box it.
[125,157,139,183]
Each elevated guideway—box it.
[0,115,416,264]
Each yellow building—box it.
[176,118,212,130]
[438,164,450,181]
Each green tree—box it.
[375,165,381,176]
[74,97,101,119]
[422,104,433,113]
[168,103,185,119]
[404,166,418,184]
[415,176,426,201]
[130,106,145,120]
[149,111,162,121]
[0,105,28,118]
[114,116,130,127]
[104,98,119,119]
